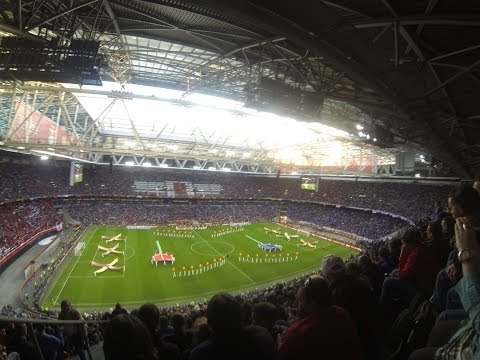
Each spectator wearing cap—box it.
[278,275,362,360]
[322,255,380,359]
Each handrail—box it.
[0,316,108,324]
[0,315,104,360]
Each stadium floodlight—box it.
[208,166,217,171]
[373,138,377,142]
[366,134,370,140]
[79,149,85,153]
[40,155,49,160]
[159,164,169,168]
[221,167,231,172]
[358,132,365,137]
[47,147,55,151]
[356,124,364,130]
[193,166,202,170]
[415,173,421,178]
[142,162,152,167]
[17,146,26,149]
[125,161,135,166]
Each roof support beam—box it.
[25,0,100,31]
[425,59,480,97]
[429,44,480,62]
[354,15,480,29]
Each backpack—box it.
[389,297,437,360]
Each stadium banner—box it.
[126,225,156,229]
[9,101,80,145]
[0,226,59,273]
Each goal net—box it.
[74,242,85,256]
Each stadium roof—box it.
[0,0,478,177]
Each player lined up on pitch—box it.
[238,252,299,263]
[171,256,227,278]
[154,229,194,238]
[211,227,244,238]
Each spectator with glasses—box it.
[278,275,362,360]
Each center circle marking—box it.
[190,241,235,256]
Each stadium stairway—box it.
[59,209,81,227]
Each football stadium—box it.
[0,1,479,359]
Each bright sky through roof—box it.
[62,82,396,166]
[67,82,349,150]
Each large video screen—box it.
[69,162,84,186]
[300,177,316,191]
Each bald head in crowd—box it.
[474,179,480,195]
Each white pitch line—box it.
[195,231,256,285]
[53,228,97,305]
[72,264,318,307]
[69,275,124,279]
[123,235,127,277]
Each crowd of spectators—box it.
[0,161,451,221]
[56,199,407,240]
[0,200,59,265]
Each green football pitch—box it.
[42,222,357,310]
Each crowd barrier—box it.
[0,316,108,360]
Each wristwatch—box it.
[458,248,475,263]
